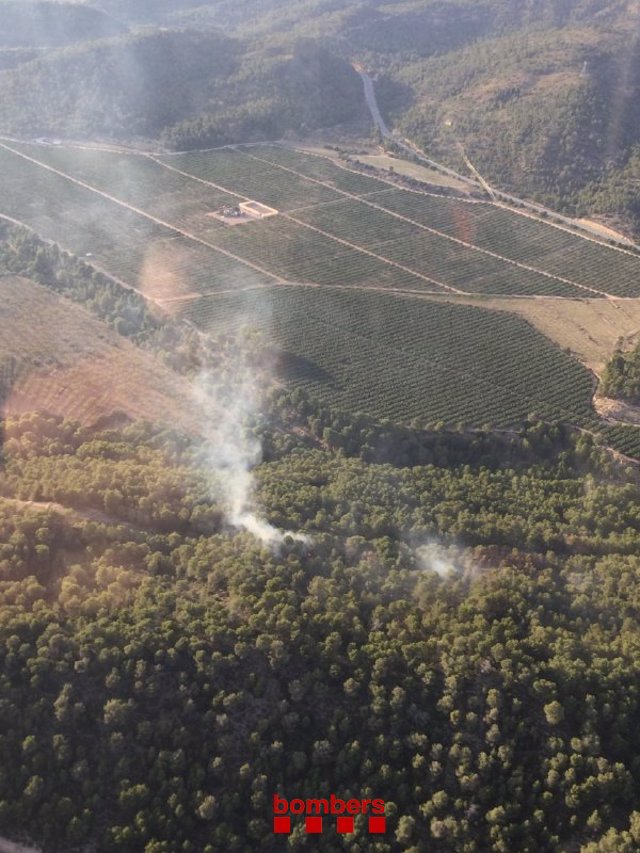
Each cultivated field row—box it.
[184,286,596,427]
[2,139,640,431]
[3,141,640,302]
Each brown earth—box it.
[0,275,200,431]
[594,395,640,425]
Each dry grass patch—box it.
[442,295,640,375]
[0,275,199,431]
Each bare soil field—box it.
[0,276,200,431]
[289,141,471,192]
[354,152,472,192]
[576,217,636,246]
[594,395,640,425]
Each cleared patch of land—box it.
[594,396,640,426]
[0,275,200,431]
[576,218,636,247]
[288,141,472,191]
[352,151,472,192]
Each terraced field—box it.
[0,275,202,431]
[3,139,640,428]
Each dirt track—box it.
[355,68,640,255]
[0,138,629,303]
[239,148,612,299]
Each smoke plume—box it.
[415,541,460,578]
[193,326,307,548]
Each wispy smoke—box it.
[415,541,460,578]
[193,325,308,548]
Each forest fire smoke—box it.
[415,541,460,578]
[192,333,307,548]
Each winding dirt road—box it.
[354,66,640,253]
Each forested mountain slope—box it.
[3,158,640,851]
[394,21,640,216]
[2,0,639,228]
[0,28,364,146]
[194,0,640,231]
[3,339,640,851]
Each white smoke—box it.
[415,541,460,578]
[192,332,308,548]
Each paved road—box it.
[358,69,391,137]
[354,67,640,251]
[355,67,478,186]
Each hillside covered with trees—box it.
[601,340,640,404]
[0,27,364,146]
[5,3,640,851]
[4,367,640,851]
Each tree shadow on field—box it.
[274,350,333,385]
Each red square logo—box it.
[305,816,323,833]
[337,816,354,834]
[274,816,291,834]
[369,816,386,833]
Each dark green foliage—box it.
[2,0,638,229]
[0,410,639,851]
[3,8,640,846]
[388,17,640,230]
[162,43,365,151]
[0,220,217,375]
[0,30,362,145]
[0,30,240,138]
[601,342,640,403]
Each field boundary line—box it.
[283,214,465,295]
[492,200,640,258]
[145,154,251,202]
[0,213,148,297]
[288,188,397,214]
[272,142,473,202]
[238,149,611,298]
[156,285,271,304]
[147,152,460,292]
[0,142,285,287]
[200,279,454,299]
[139,146,605,299]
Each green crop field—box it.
[371,190,640,298]
[4,140,640,300]
[3,138,640,429]
[183,286,596,427]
